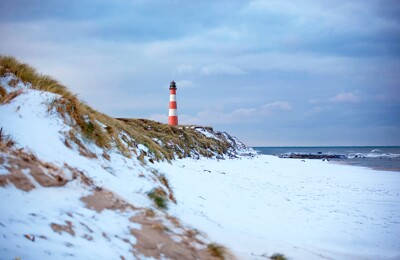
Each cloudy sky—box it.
[1,0,399,146]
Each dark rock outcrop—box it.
[279,153,347,160]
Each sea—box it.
[253,146,400,172]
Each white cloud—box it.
[246,0,299,15]
[194,108,259,124]
[175,80,194,89]
[164,101,292,125]
[261,101,292,113]
[329,92,360,103]
[245,0,392,35]
[201,64,246,75]
[173,64,194,74]
[230,53,358,75]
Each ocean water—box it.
[253,146,400,172]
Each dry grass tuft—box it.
[0,85,6,101]
[0,127,15,148]
[156,173,176,203]
[0,88,23,104]
[0,55,72,97]
[145,208,155,217]
[207,243,226,259]
[48,97,111,150]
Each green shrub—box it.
[271,253,287,260]
[147,188,168,209]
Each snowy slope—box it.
[0,74,161,208]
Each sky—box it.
[1,0,399,146]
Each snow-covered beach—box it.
[156,155,400,259]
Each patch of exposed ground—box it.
[81,187,234,259]
[130,214,216,260]
[80,188,135,212]
[0,166,35,191]
[51,221,75,236]
[0,145,94,191]
[0,152,67,190]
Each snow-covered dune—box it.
[0,68,237,259]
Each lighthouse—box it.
[168,80,178,126]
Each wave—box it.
[278,152,400,160]
[348,153,400,159]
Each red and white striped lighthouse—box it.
[168,80,178,126]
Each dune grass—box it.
[0,86,6,102]
[0,55,73,97]
[0,127,15,148]
[116,118,229,161]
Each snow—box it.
[155,156,400,259]
[0,183,138,260]
[194,127,219,140]
[95,120,107,130]
[0,73,31,93]
[138,144,149,154]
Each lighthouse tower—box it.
[168,80,178,126]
